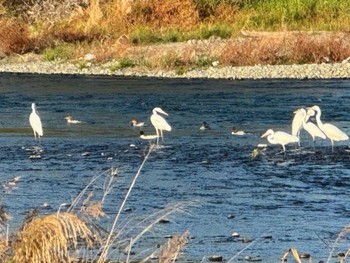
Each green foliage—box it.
[42,42,75,61]
[110,58,135,71]
[195,57,213,67]
[175,66,187,75]
[198,23,232,39]
[241,0,350,30]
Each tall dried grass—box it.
[0,19,32,55]
[327,223,350,262]
[281,247,302,263]
[125,0,199,29]
[158,230,190,263]
[13,212,95,263]
[221,31,350,66]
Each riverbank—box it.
[1,31,350,79]
[1,57,350,79]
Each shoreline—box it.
[1,58,350,79]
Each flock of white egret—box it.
[262,105,348,152]
[29,102,348,152]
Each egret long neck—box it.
[315,109,323,128]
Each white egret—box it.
[139,131,158,140]
[292,108,305,146]
[150,107,172,144]
[65,115,82,124]
[29,103,43,141]
[231,127,245,136]
[200,121,211,130]
[307,105,349,151]
[130,118,145,127]
[261,129,299,152]
[302,109,326,148]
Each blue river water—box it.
[0,73,350,262]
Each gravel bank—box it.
[1,59,350,79]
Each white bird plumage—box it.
[131,118,145,127]
[303,108,326,144]
[139,131,158,140]
[150,107,172,144]
[292,108,305,145]
[29,103,43,140]
[307,105,348,151]
[231,127,245,136]
[65,115,82,124]
[261,129,299,152]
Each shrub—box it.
[0,19,32,55]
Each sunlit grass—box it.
[1,0,350,65]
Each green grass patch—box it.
[109,58,135,71]
[42,42,75,61]
[240,0,350,30]
[195,57,213,67]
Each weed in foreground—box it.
[13,212,95,262]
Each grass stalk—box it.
[326,223,350,263]
[227,230,270,263]
[97,144,155,262]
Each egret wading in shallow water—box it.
[292,108,305,146]
[130,118,145,127]
[65,115,82,124]
[261,129,299,153]
[150,107,172,144]
[29,103,43,141]
[307,105,349,151]
[303,108,326,148]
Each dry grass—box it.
[1,0,350,69]
[127,0,199,29]
[13,212,95,263]
[327,223,350,262]
[0,19,32,56]
[221,31,350,66]
[281,247,302,263]
[158,230,190,263]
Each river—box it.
[0,73,349,262]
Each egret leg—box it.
[160,130,164,142]
[275,145,286,155]
[155,129,159,145]
[331,140,334,153]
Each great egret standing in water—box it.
[261,129,299,153]
[292,108,305,146]
[298,108,326,148]
[150,107,171,144]
[29,103,43,141]
[307,105,348,151]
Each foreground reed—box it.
[0,144,191,262]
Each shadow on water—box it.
[0,73,350,262]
